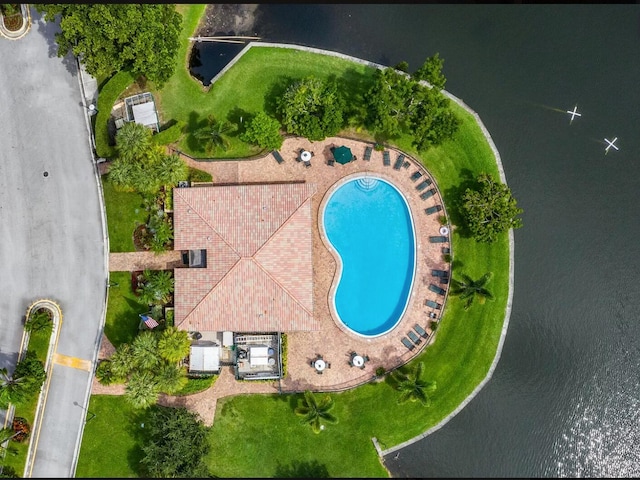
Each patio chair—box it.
[416,180,431,191]
[442,247,451,254]
[403,161,410,168]
[414,323,429,338]
[425,205,443,215]
[326,362,331,369]
[364,355,370,362]
[429,236,448,243]
[327,158,335,166]
[420,189,436,200]
[425,299,442,309]
[272,150,285,164]
[383,150,391,166]
[410,171,423,181]
[364,146,372,161]
[317,370,323,375]
[401,337,415,350]
[429,284,446,295]
[407,330,422,345]
[305,161,311,167]
[393,154,405,170]
[429,312,438,319]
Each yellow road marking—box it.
[52,353,92,372]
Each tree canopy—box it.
[35,4,182,86]
[461,173,524,243]
[239,111,283,150]
[364,60,459,150]
[109,123,188,194]
[140,407,212,478]
[277,77,345,141]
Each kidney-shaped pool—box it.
[321,175,416,337]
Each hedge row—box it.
[94,70,136,159]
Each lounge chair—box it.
[420,188,436,200]
[410,171,423,181]
[383,150,391,166]
[407,330,422,345]
[431,269,448,277]
[393,154,405,170]
[414,323,429,338]
[429,284,446,295]
[272,150,285,164]
[415,180,431,191]
[439,276,450,285]
[429,236,448,243]
[364,146,372,161]
[425,299,442,309]
[401,337,415,350]
[425,205,442,215]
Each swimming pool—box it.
[321,175,416,337]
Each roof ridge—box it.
[176,187,241,257]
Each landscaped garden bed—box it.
[1,5,23,32]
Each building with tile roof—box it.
[173,182,318,335]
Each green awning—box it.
[332,146,353,164]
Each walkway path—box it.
[108,251,184,272]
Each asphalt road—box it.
[0,9,107,477]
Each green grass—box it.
[81,5,513,478]
[104,272,148,348]
[75,396,157,478]
[101,176,147,253]
[1,324,55,475]
[152,6,376,158]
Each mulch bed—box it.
[2,13,23,32]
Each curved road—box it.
[0,9,107,477]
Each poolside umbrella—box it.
[332,145,353,165]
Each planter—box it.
[1,4,23,32]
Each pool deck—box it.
[174,135,451,394]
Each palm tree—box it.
[158,326,191,363]
[392,362,437,406]
[109,343,136,379]
[137,269,174,306]
[193,115,232,154]
[450,272,495,310]
[294,390,337,434]
[125,370,159,409]
[24,308,52,333]
[156,152,188,187]
[153,363,187,394]
[132,331,162,371]
[0,368,25,407]
[115,122,152,162]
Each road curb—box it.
[22,299,63,478]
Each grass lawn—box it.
[104,271,148,348]
[75,396,157,478]
[2,325,55,476]
[80,5,513,478]
[101,176,147,253]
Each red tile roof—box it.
[173,183,318,333]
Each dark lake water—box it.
[191,4,640,477]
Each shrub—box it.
[151,121,186,146]
[375,366,386,377]
[11,417,30,443]
[95,359,125,385]
[239,111,283,150]
[95,70,136,158]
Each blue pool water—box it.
[322,176,416,337]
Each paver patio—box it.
[99,136,451,425]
